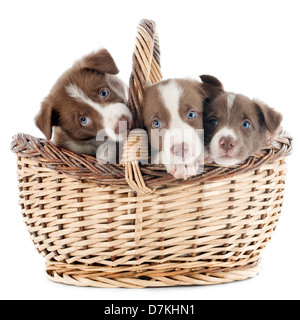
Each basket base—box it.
[45,262,261,288]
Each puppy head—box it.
[204,92,282,166]
[35,49,132,143]
[142,76,224,164]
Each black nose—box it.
[219,136,236,152]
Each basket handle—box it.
[128,19,162,128]
[122,19,162,194]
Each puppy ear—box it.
[79,48,119,75]
[35,100,59,140]
[199,75,224,100]
[253,99,283,141]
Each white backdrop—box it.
[1,0,299,300]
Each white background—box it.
[1,0,299,300]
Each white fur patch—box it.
[123,83,129,103]
[101,103,132,141]
[66,83,89,103]
[227,92,236,110]
[158,80,183,120]
[65,83,132,141]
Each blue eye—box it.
[100,88,109,99]
[209,119,218,126]
[242,120,251,129]
[188,111,197,119]
[152,119,162,128]
[80,116,90,125]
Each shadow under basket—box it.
[11,19,293,288]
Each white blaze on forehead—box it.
[227,92,236,110]
[158,80,183,118]
[65,83,132,141]
[158,80,190,133]
[66,83,92,105]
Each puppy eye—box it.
[80,116,91,126]
[100,88,109,99]
[187,111,197,119]
[242,120,251,129]
[208,119,218,126]
[152,119,162,128]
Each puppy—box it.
[35,49,132,162]
[142,75,223,179]
[203,86,282,166]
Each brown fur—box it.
[203,86,282,165]
[142,75,224,150]
[35,49,131,158]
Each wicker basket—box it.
[11,19,292,288]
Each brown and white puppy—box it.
[142,75,223,179]
[35,49,132,162]
[204,85,282,166]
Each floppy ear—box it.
[79,48,119,75]
[199,74,224,101]
[253,99,283,141]
[34,100,59,140]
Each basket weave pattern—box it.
[12,19,292,288]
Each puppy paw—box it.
[165,162,201,180]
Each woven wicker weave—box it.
[11,19,292,288]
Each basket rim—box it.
[11,131,292,188]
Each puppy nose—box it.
[171,143,189,156]
[219,136,236,152]
[114,115,130,135]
